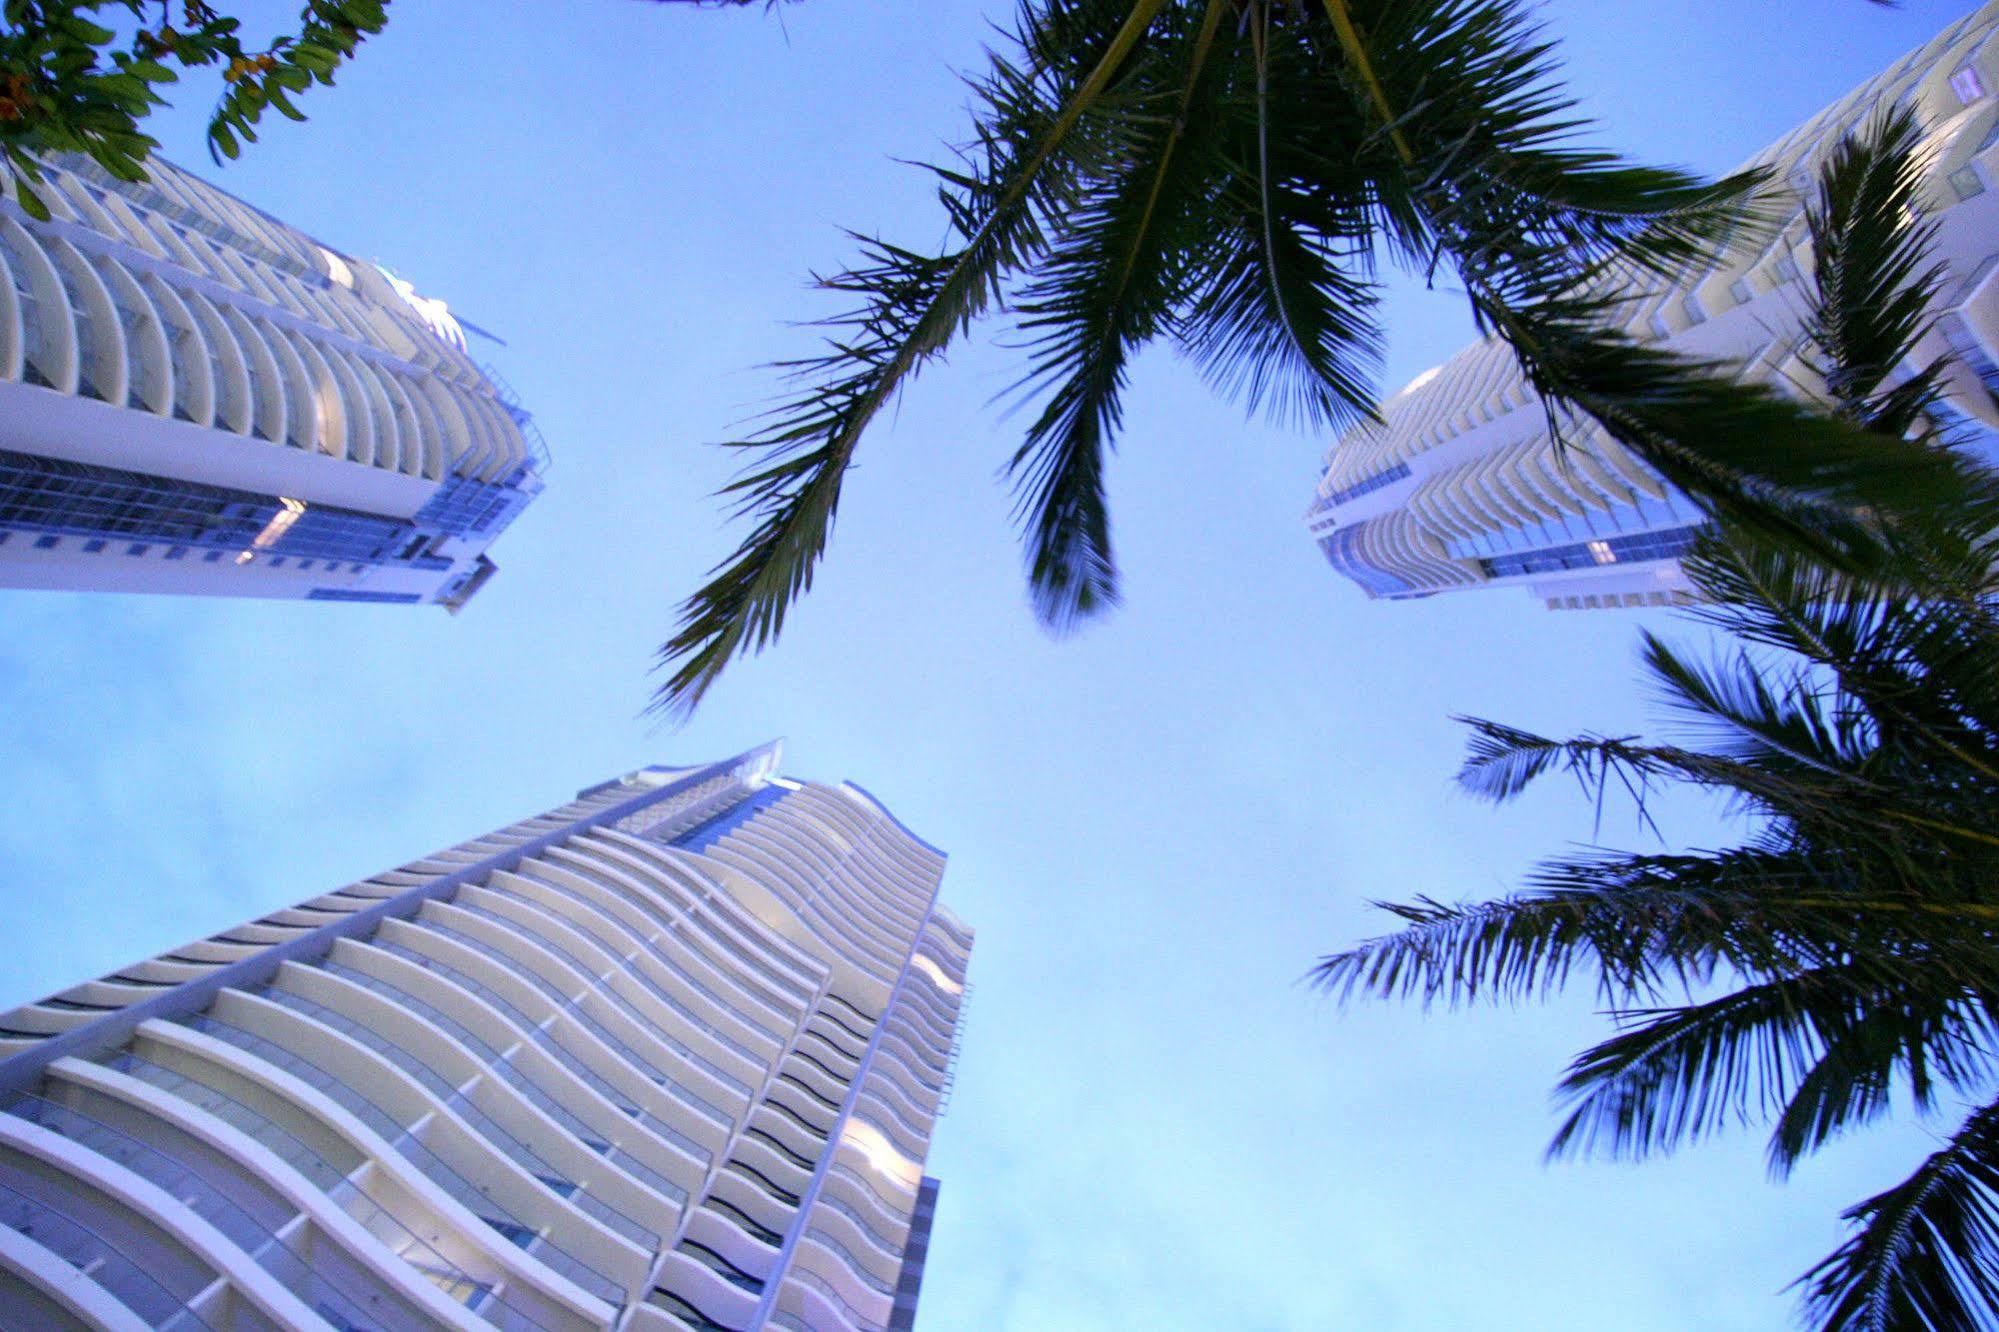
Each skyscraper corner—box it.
[0,150,547,611]
[0,743,973,1331]
[1306,1,1999,612]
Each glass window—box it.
[481,1218,536,1249]
[0,448,419,568]
[1476,524,1704,579]
[1319,460,1413,509]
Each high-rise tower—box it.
[1306,3,1999,611]
[0,743,973,1332]
[0,151,545,610]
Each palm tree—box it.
[1315,108,1999,1331]
[652,0,1987,714]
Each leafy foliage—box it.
[652,0,1986,715]
[0,0,388,219]
[1317,110,1999,1331]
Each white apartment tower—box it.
[0,151,545,610]
[1307,2,1999,610]
[0,743,973,1332]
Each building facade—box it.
[0,743,973,1332]
[0,151,545,610]
[1307,2,1999,611]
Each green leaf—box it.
[56,16,116,44]
[13,174,51,222]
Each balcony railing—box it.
[8,1091,397,1332]
[150,1018,625,1307]
[0,1175,222,1330]
[98,1049,545,1330]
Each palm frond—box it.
[1453,714,1871,833]
[1469,291,1992,564]
[1683,535,1999,788]
[660,0,1988,714]
[1800,1098,1999,1332]
[1357,12,1989,556]
[1325,839,1999,999]
[1000,0,1233,629]
[1453,717,1683,823]
[1316,856,1822,1009]
[1803,104,1951,433]
[1313,891,1634,1008]
[1547,976,1841,1164]
[1637,630,1870,782]
[1316,40,1999,1327]
[1453,717,1580,802]
[650,0,1169,715]
[1349,0,1758,293]
[1174,5,1383,430]
[1550,967,1999,1170]
[1770,985,1999,1177]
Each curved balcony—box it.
[1,218,79,392]
[787,1249,890,1332]
[7,1089,457,1331]
[680,1196,780,1284]
[188,998,667,1255]
[705,1168,793,1241]
[809,1186,907,1263]
[106,1034,602,1330]
[394,906,742,1125]
[265,956,699,1200]
[823,1159,914,1232]
[0,1174,222,1332]
[589,833,825,1000]
[495,866,785,1063]
[60,1051,513,1326]
[779,1054,845,1108]
[447,885,762,1094]
[741,1122,817,1174]
[313,946,719,1170]
[154,1014,636,1307]
[722,1153,804,1210]
[760,1089,832,1146]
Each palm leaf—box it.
[1000,0,1234,629]
[1803,104,1951,433]
[1637,630,1869,782]
[1800,1097,1999,1332]
[1770,984,1999,1177]
[1550,967,1999,1169]
[1547,976,1844,1164]
[1327,64,1999,1332]
[650,0,1171,715]
[1173,3,1384,429]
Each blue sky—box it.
[1,1,1988,1326]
